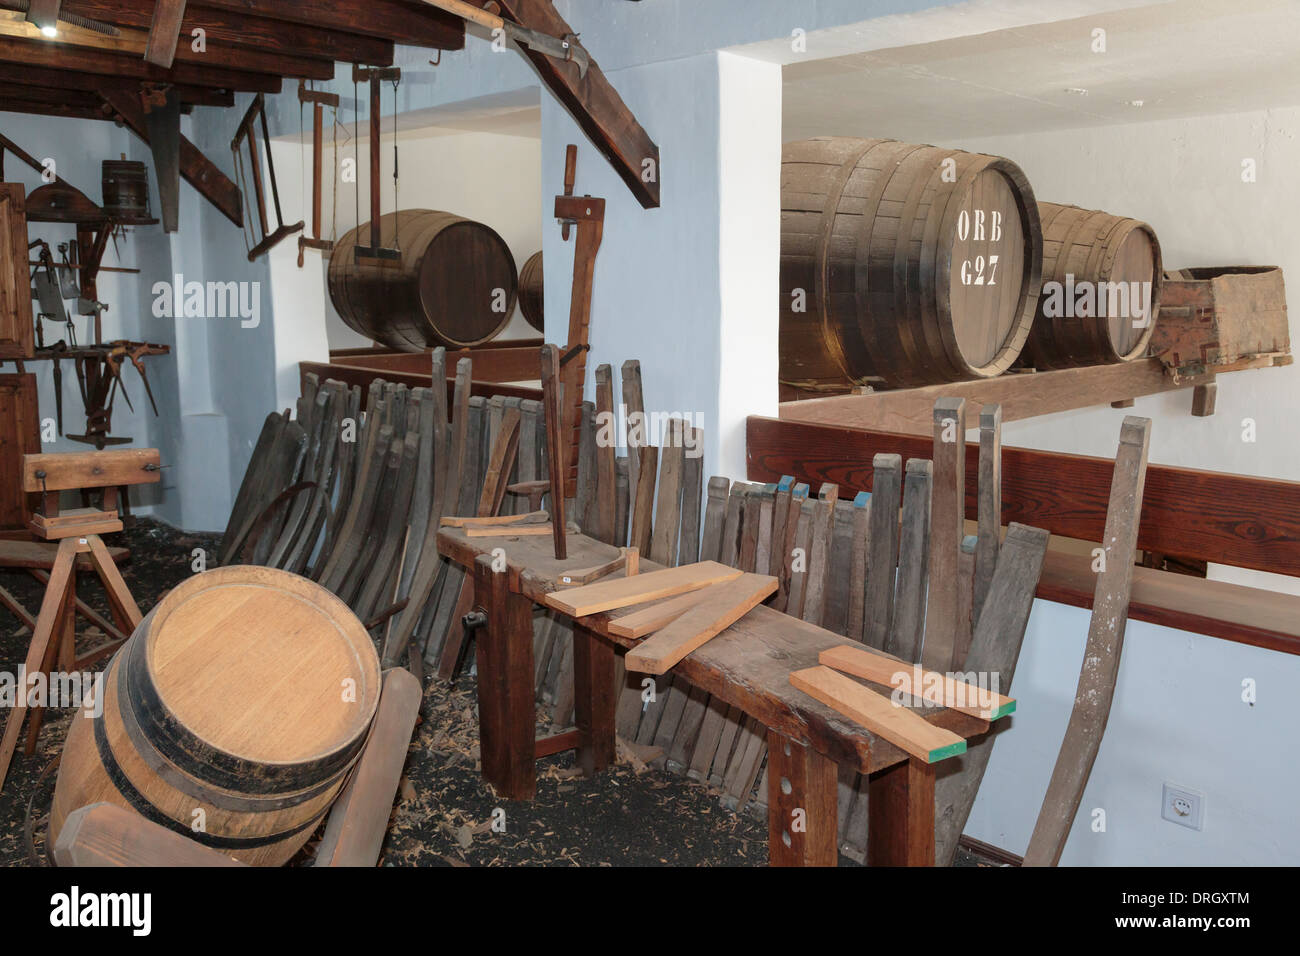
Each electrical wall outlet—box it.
[1161,783,1205,831]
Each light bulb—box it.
[40,25,59,38]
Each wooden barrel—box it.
[328,209,517,351]
[1021,202,1162,369]
[101,160,150,220]
[518,250,544,332]
[780,137,1043,389]
[50,566,381,866]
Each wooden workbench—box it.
[437,525,992,866]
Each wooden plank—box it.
[802,483,838,627]
[196,0,465,47]
[754,483,775,578]
[789,666,966,764]
[974,404,1003,620]
[649,418,684,566]
[933,522,1051,866]
[679,428,704,564]
[621,359,645,519]
[738,481,761,572]
[540,344,567,560]
[864,455,901,649]
[629,444,657,557]
[143,0,188,68]
[666,682,709,772]
[785,495,814,619]
[488,0,660,208]
[21,449,160,493]
[923,398,965,672]
[607,588,709,639]
[889,460,931,664]
[846,491,871,642]
[53,803,245,868]
[777,356,1262,435]
[544,561,742,618]
[614,456,630,546]
[442,510,548,529]
[625,574,777,674]
[819,644,1015,721]
[747,414,1300,577]
[822,498,856,637]
[1024,416,1152,867]
[592,364,617,544]
[954,535,977,669]
[700,475,729,563]
[719,481,745,569]
[315,668,421,867]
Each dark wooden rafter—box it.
[99,88,242,227]
[65,0,396,64]
[0,64,233,107]
[0,36,281,92]
[195,0,463,48]
[468,0,661,208]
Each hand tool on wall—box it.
[554,144,605,503]
[417,0,590,76]
[350,65,402,263]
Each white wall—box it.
[935,107,1300,864]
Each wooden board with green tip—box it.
[1024,416,1152,868]
[788,666,967,764]
[819,644,1016,721]
[625,573,777,674]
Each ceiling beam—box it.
[472,0,660,208]
[0,12,335,80]
[101,88,243,227]
[144,0,187,69]
[0,99,109,122]
[0,36,283,92]
[0,87,111,121]
[64,1,394,65]
[0,64,233,107]
[197,0,464,50]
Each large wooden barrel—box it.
[50,566,381,866]
[780,137,1043,389]
[328,209,517,352]
[518,250,544,332]
[1022,202,1162,369]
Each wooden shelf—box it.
[778,355,1290,436]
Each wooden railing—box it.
[747,415,1300,656]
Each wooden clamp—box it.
[351,64,403,263]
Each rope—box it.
[392,75,401,251]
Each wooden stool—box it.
[0,450,160,792]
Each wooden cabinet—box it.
[0,374,40,530]
[0,183,35,360]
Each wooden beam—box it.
[100,88,242,227]
[0,36,281,92]
[481,0,660,209]
[196,0,464,49]
[746,415,1300,577]
[0,65,233,106]
[778,356,1287,435]
[0,99,108,121]
[0,15,332,80]
[144,0,187,68]
[66,0,395,64]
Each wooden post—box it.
[864,454,901,649]
[767,730,838,867]
[572,623,616,777]
[472,554,537,800]
[889,459,932,663]
[973,403,1003,621]
[867,757,936,867]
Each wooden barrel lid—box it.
[139,566,380,768]
[946,167,1029,370]
[1107,226,1156,357]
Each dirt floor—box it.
[0,519,989,867]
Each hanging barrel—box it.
[518,250,544,333]
[780,137,1043,390]
[101,160,151,221]
[328,209,517,351]
[49,566,381,866]
[1021,202,1162,369]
